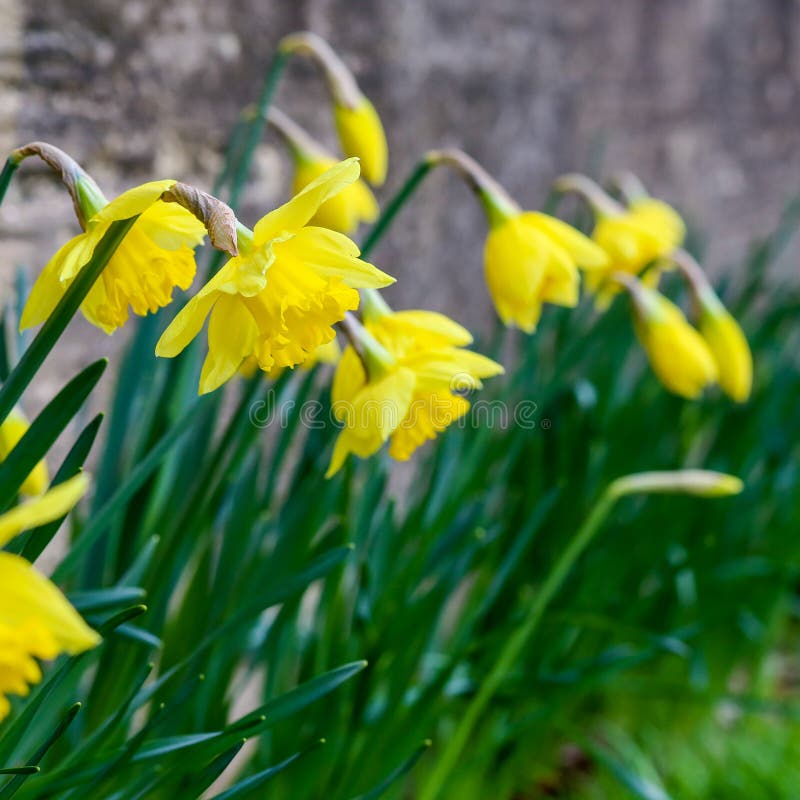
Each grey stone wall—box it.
[1,0,799,384]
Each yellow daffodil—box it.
[0,474,100,720]
[156,159,394,395]
[280,32,388,186]
[484,206,609,333]
[21,179,207,334]
[0,408,48,496]
[554,174,685,309]
[622,277,717,399]
[420,154,608,332]
[268,107,378,234]
[334,97,388,186]
[327,298,503,475]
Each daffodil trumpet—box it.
[279,31,388,185]
[671,248,753,402]
[0,473,100,720]
[267,107,378,234]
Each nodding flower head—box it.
[326,299,503,476]
[156,159,394,395]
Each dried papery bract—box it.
[159,182,238,257]
[9,141,106,228]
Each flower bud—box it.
[623,277,718,399]
[697,286,753,403]
[610,469,744,499]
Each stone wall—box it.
[2,0,799,376]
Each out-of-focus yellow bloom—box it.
[588,198,685,308]
[269,106,377,234]
[279,32,388,186]
[294,154,378,234]
[156,160,394,395]
[0,474,100,720]
[334,97,388,186]
[484,205,609,333]
[697,287,753,403]
[326,299,503,476]
[624,278,717,399]
[21,179,207,334]
[0,409,48,496]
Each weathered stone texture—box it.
[1,0,799,385]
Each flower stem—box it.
[419,488,619,800]
[0,158,18,209]
[359,159,433,260]
[224,49,289,212]
[0,217,138,427]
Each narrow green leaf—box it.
[20,413,103,562]
[209,740,324,800]
[53,399,210,580]
[229,661,367,734]
[0,359,106,510]
[0,217,137,427]
[0,702,81,798]
[68,587,147,614]
[346,740,432,800]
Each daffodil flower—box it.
[0,474,100,720]
[326,295,503,476]
[588,198,685,305]
[21,179,207,334]
[279,32,388,186]
[0,408,48,496]
[620,275,717,399]
[484,206,609,332]
[156,159,394,395]
[269,107,378,234]
[333,97,388,186]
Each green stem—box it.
[419,488,619,800]
[359,159,433,260]
[203,51,288,283]
[0,217,138,427]
[0,158,19,209]
[226,49,289,212]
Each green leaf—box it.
[20,413,103,562]
[0,359,106,510]
[346,740,431,800]
[0,217,137,427]
[69,587,146,614]
[0,703,81,798]
[209,740,324,800]
[229,661,367,735]
[53,398,210,580]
